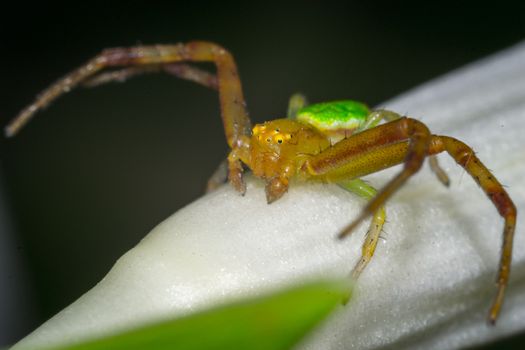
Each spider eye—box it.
[277,139,283,144]
[266,138,271,143]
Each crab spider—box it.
[5,41,516,324]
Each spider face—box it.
[249,119,330,181]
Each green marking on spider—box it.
[296,100,370,132]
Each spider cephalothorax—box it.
[241,119,330,202]
[6,41,517,324]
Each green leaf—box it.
[47,279,352,350]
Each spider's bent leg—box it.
[5,42,251,193]
[304,126,516,323]
[5,41,250,146]
[162,63,219,90]
[429,135,516,324]
[359,109,450,186]
[338,179,386,279]
[302,117,431,238]
[83,63,219,90]
[84,61,226,194]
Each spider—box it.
[5,41,516,325]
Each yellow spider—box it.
[6,41,516,324]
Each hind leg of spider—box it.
[338,179,386,279]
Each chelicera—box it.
[6,41,516,324]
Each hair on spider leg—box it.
[378,220,389,241]
[457,151,476,186]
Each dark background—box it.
[1,1,524,348]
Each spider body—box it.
[232,100,407,203]
[5,41,516,325]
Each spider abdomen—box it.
[296,100,370,143]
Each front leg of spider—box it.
[4,41,253,199]
[290,98,449,279]
[299,115,516,324]
[265,176,290,203]
[227,148,248,195]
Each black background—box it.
[1,1,524,347]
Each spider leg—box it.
[428,154,450,186]
[82,65,163,87]
[83,63,219,90]
[5,42,250,147]
[428,135,516,324]
[303,121,516,323]
[302,117,431,239]
[83,62,232,195]
[5,42,251,194]
[338,179,386,279]
[336,118,431,237]
[360,109,450,187]
[356,109,401,132]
